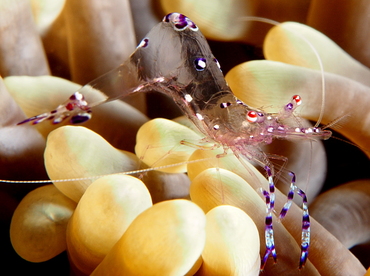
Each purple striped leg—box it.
[279,172,311,269]
[260,166,277,270]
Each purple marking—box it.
[301,242,309,251]
[265,215,272,225]
[265,166,272,176]
[163,13,173,22]
[220,102,231,108]
[174,21,187,31]
[194,58,207,71]
[289,171,296,183]
[285,103,294,110]
[33,118,46,125]
[298,189,307,201]
[300,251,308,269]
[138,38,149,48]
[163,13,198,31]
[70,113,92,124]
[277,125,285,132]
[213,58,222,71]
[16,118,32,125]
[302,216,310,230]
[280,208,288,218]
[301,251,309,265]
[261,249,277,271]
[269,183,275,193]
[264,193,271,205]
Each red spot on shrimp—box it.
[293,95,302,105]
[247,110,258,123]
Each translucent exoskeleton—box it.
[5,13,333,270]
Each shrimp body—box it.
[17,12,332,269]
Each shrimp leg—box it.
[261,165,277,270]
[279,171,310,269]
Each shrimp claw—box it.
[17,92,92,125]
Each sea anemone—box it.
[1,0,369,275]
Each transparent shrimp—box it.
[2,13,332,271]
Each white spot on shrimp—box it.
[163,13,199,32]
[154,77,165,83]
[214,58,222,71]
[242,120,250,127]
[72,92,84,101]
[194,58,207,71]
[220,102,231,108]
[196,113,204,120]
[137,38,149,48]
[184,94,193,102]
[277,125,285,131]
[133,84,145,92]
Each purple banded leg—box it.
[279,172,311,268]
[265,166,275,210]
[260,166,277,270]
[279,172,296,219]
[298,188,310,269]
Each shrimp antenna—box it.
[238,16,326,127]
[0,156,216,184]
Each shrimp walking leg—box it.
[279,171,311,268]
[261,165,277,270]
[260,166,311,269]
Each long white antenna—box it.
[0,156,216,184]
[239,16,326,127]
